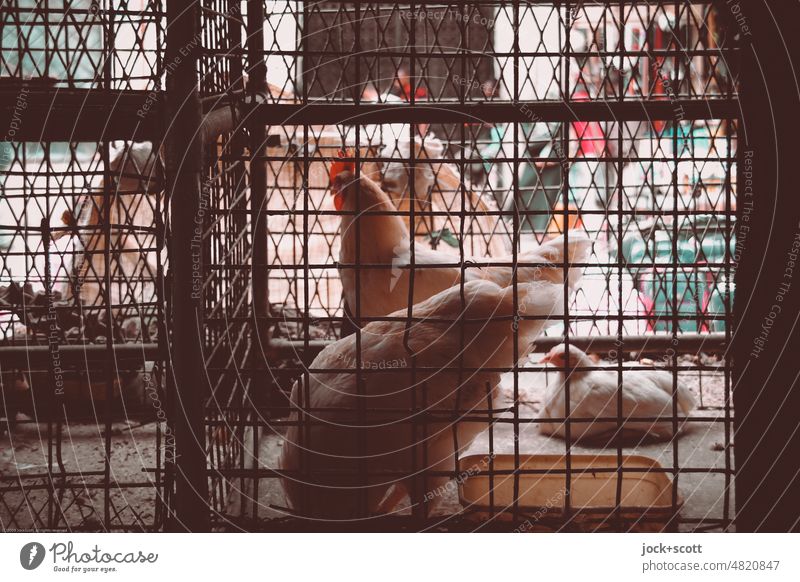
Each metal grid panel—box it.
[0,0,742,533]
[1,1,168,532]
[0,140,168,531]
[195,0,254,519]
[270,1,737,103]
[204,0,739,532]
[201,132,254,516]
[1,0,165,90]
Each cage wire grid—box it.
[212,0,738,532]
[0,0,168,531]
[0,0,739,532]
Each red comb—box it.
[330,148,355,184]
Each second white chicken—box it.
[537,344,697,442]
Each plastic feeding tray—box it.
[457,454,682,531]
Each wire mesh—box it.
[0,0,740,533]
[1,1,168,532]
[211,0,739,532]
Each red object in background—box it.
[637,283,656,332]
[572,118,606,156]
[401,83,427,101]
[651,25,667,133]
[572,90,606,157]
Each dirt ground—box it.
[1,357,733,532]
[0,421,163,531]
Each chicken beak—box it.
[538,354,552,364]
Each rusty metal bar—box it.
[250,100,741,125]
[165,0,209,532]
[733,1,800,532]
[269,333,728,360]
[0,87,267,142]
[0,344,161,366]
[245,0,270,521]
[246,0,270,373]
[0,88,162,141]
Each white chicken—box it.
[331,160,592,321]
[280,279,567,519]
[537,344,697,442]
[380,135,444,214]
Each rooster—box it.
[537,344,697,442]
[280,279,567,519]
[330,153,592,322]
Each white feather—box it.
[335,170,592,319]
[280,280,565,518]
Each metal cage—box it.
[0,1,168,531]
[210,0,739,532]
[1,0,746,533]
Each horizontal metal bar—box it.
[207,364,728,376]
[212,464,731,480]
[212,413,725,426]
[265,363,725,376]
[241,48,738,58]
[265,313,729,323]
[1,89,737,142]
[0,343,161,367]
[0,479,162,490]
[253,100,741,124]
[0,88,163,141]
[269,333,727,359]
[302,0,726,8]
[0,6,165,16]
[212,515,730,533]
[233,154,738,164]
[0,87,273,143]
[271,318,726,329]
[225,260,731,272]
[202,209,739,220]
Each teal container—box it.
[697,231,736,264]
[0,141,12,174]
[704,273,734,332]
[663,123,713,157]
[628,232,698,266]
[692,226,736,332]
[629,232,704,332]
[0,141,13,251]
[621,213,737,333]
[617,230,645,267]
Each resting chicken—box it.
[537,344,697,442]
[330,155,592,321]
[280,279,567,519]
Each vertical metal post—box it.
[227,0,249,520]
[165,0,209,532]
[247,0,269,363]
[733,0,800,533]
[246,0,269,514]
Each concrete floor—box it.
[229,363,734,531]
[0,421,161,531]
